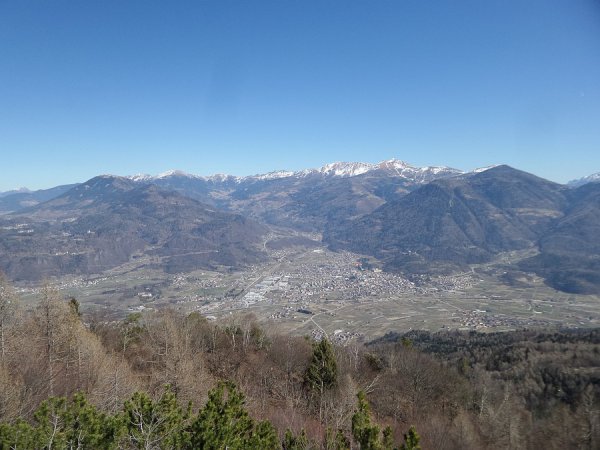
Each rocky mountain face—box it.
[0,176,267,281]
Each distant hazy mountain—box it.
[0,184,79,213]
[568,172,600,188]
[0,176,267,281]
[0,187,31,198]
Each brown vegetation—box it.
[0,274,598,448]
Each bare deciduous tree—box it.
[0,272,20,362]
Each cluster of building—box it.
[272,252,417,303]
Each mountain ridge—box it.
[3,162,599,198]
[2,164,599,293]
[324,165,570,274]
[0,176,267,280]
[124,158,464,183]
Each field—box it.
[15,240,600,342]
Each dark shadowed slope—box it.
[519,182,600,294]
[325,166,568,273]
[0,176,267,281]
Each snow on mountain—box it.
[125,159,466,184]
[127,170,208,182]
[375,159,463,179]
[128,173,154,182]
[156,169,201,179]
[424,166,456,175]
[291,158,462,179]
[568,172,600,187]
[205,174,241,183]
[471,164,501,173]
[252,170,296,181]
[317,161,374,177]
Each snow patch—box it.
[471,165,500,173]
[252,170,296,181]
[156,169,199,179]
[128,173,153,182]
[568,172,600,187]
[318,162,374,177]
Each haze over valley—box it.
[2,159,599,340]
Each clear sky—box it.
[1,0,599,191]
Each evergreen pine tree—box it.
[283,428,309,449]
[191,381,279,449]
[248,420,280,449]
[1,393,124,450]
[400,426,421,450]
[382,426,395,450]
[122,387,190,449]
[0,421,39,449]
[304,338,337,395]
[325,427,350,450]
[352,391,382,450]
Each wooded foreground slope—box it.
[0,275,598,449]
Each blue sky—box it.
[1,0,599,190]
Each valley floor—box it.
[14,234,600,341]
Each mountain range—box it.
[0,160,599,294]
[325,165,567,268]
[0,176,266,281]
[0,160,461,216]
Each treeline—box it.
[0,382,421,449]
[370,328,600,448]
[0,273,598,449]
[372,328,600,412]
[0,383,278,449]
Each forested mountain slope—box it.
[0,176,267,280]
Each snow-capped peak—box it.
[471,164,500,173]
[424,166,453,174]
[377,158,412,170]
[156,169,199,179]
[128,173,153,182]
[124,158,468,185]
[252,170,296,181]
[297,159,463,180]
[205,173,241,183]
[125,170,204,183]
[568,172,600,187]
[317,161,374,177]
